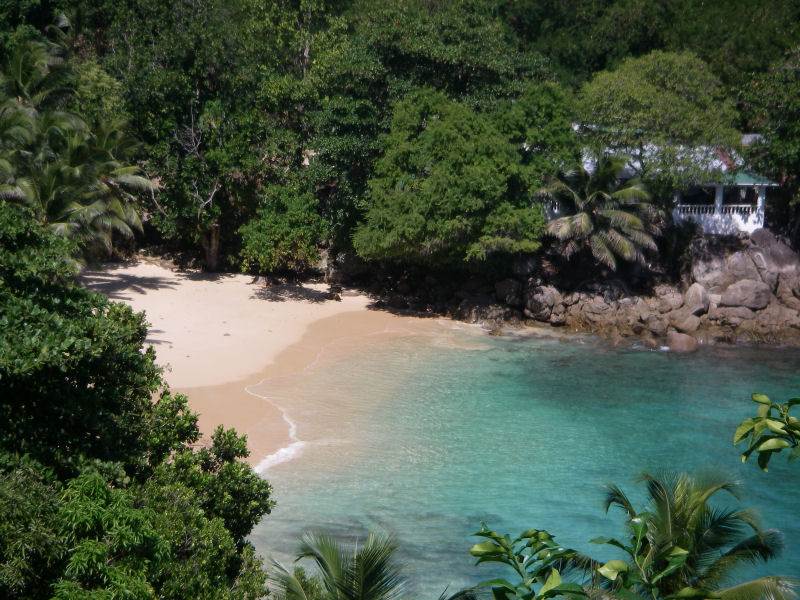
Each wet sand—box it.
[80,260,437,466]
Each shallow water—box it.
[248,326,800,594]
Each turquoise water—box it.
[248,326,800,595]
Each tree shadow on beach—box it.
[250,283,333,303]
[79,269,177,300]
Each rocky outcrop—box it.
[484,229,800,348]
[360,229,800,349]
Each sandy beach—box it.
[80,259,433,467]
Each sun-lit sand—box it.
[79,259,435,466]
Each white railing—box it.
[673,204,764,235]
[720,204,753,216]
[675,205,715,216]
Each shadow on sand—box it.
[250,283,333,303]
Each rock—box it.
[776,273,800,311]
[719,279,772,310]
[725,251,762,284]
[667,330,698,352]
[581,296,615,323]
[749,229,799,289]
[759,303,800,329]
[691,251,734,293]
[645,314,668,336]
[495,278,522,307]
[683,283,709,315]
[708,306,757,326]
[675,314,701,334]
[549,303,566,326]
[655,285,683,313]
[523,283,562,321]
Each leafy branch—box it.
[734,393,800,471]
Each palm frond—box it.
[718,576,798,600]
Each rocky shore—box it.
[359,229,800,351]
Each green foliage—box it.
[469,525,585,600]
[0,202,160,474]
[348,0,550,110]
[69,58,128,125]
[597,472,796,600]
[0,203,272,599]
[97,0,294,269]
[53,471,168,599]
[740,47,800,239]
[538,156,660,270]
[150,426,274,542]
[0,39,153,257]
[239,185,325,274]
[354,88,546,267]
[273,531,405,600]
[577,51,740,194]
[734,394,800,471]
[0,455,64,599]
[500,0,800,89]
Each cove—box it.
[248,325,800,595]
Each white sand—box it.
[79,259,433,464]
[80,260,375,388]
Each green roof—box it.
[722,171,777,186]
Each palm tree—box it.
[0,39,152,256]
[273,531,406,600]
[600,472,797,600]
[538,155,660,271]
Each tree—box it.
[734,393,800,471]
[0,201,273,599]
[0,39,152,257]
[577,51,741,197]
[598,472,796,600]
[273,531,405,600]
[354,88,546,268]
[239,184,325,275]
[469,525,585,600]
[538,155,659,270]
[740,47,800,244]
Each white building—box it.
[672,171,777,235]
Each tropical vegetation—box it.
[0,200,273,599]
[2,1,800,597]
[538,156,659,271]
[735,394,800,470]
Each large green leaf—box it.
[597,560,628,581]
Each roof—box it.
[720,171,777,186]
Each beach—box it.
[80,259,433,468]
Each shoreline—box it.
[176,309,439,471]
[80,260,446,469]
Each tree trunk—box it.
[202,223,221,271]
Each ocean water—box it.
[248,325,800,595]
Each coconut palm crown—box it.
[273,531,406,600]
[538,155,660,271]
[601,472,797,600]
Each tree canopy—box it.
[354,88,569,268]
[577,51,741,194]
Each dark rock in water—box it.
[667,331,698,352]
[720,279,772,310]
